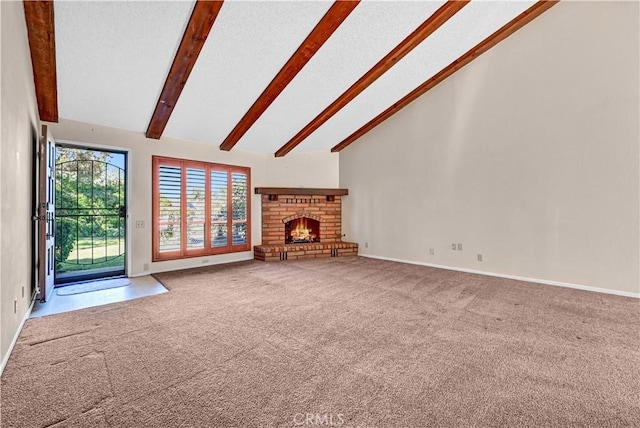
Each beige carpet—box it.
[1,257,638,427]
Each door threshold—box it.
[31,275,168,318]
[55,274,126,288]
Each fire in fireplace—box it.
[285,217,320,244]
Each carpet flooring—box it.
[1,257,638,427]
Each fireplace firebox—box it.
[285,217,320,244]
[254,187,358,261]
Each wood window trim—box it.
[152,156,251,262]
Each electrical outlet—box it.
[457,243,463,251]
[143,263,149,271]
[429,248,435,255]
[477,254,483,262]
[451,243,456,250]
[136,221,145,228]
[14,299,17,314]
[365,242,369,249]
[22,286,24,298]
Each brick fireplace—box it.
[254,187,358,261]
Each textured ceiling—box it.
[235,0,446,152]
[55,0,195,133]
[54,1,537,154]
[163,1,333,146]
[300,0,537,152]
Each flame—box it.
[290,217,316,242]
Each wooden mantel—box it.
[255,187,348,196]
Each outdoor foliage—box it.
[55,218,76,268]
[55,147,125,270]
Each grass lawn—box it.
[58,237,125,273]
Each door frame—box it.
[31,126,39,301]
[53,140,131,283]
[36,125,56,302]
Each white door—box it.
[37,125,55,302]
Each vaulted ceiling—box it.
[25,0,556,156]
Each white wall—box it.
[1,1,40,366]
[265,151,339,188]
[46,119,339,276]
[340,1,639,296]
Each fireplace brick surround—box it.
[254,188,358,261]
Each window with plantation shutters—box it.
[186,168,206,250]
[231,172,248,246]
[153,157,250,261]
[210,170,228,249]
[157,163,182,255]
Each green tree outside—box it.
[55,147,125,272]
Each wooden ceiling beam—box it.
[23,1,58,123]
[274,0,469,157]
[219,1,359,152]
[332,0,559,153]
[146,0,224,140]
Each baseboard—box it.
[0,299,35,376]
[128,254,255,278]
[361,254,640,299]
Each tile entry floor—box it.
[30,275,168,318]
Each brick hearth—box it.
[255,188,358,261]
[254,242,358,261]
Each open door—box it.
[54,146,127,283]
[36,125,55,302]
